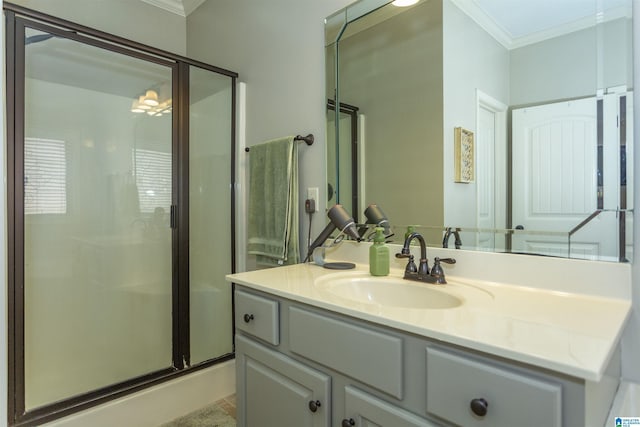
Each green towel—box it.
[248,136,299,266]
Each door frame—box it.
[475,90,508,249]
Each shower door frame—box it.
[5,4,238,426]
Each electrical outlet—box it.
[305,199,315,213]
[307,187,319,212]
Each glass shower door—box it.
[22,26,175,409]
[188,65,234,365]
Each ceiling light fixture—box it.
[392,0,419,6]
[143,89,159,106]
[131,87,171,117]
[130,99,145,113]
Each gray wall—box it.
[442,0,509,228]
[510,18,633,106]
[337,0,444,229]
[187,0,354,248]
[9,0,187,54]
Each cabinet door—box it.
[236,335,330,427]
[343,386,437,427]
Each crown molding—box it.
[448,0,512,49]
[139,0,207,17]
[508,4,631,49]
[182,0,207,16]
[449,0,631,50]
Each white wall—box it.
[186,0,354,250]
[8,0,186,55]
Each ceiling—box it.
[452,0,631,49]
[143,0,632,49]
[139,0,207,17]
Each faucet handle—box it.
[395,246,411,257]
[398,254,417,274]
[430,257,456,284]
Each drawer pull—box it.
[308,400,322,413]
[470,398,488,416]
[243,313,254,323]
[342,418,355,426]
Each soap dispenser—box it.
[369,227,390,276]
[404,225,416,240]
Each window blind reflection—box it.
[24,137,67,215]
[133,148,171,214]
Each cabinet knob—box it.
[470,398,488,416]
[308,400,322,413]
[341,419,355,427]
[243,313,254,323]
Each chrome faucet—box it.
[396,232,456,284]
[442,227,462,249]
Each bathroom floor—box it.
[161,395,236,427]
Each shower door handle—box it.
[170,205,177,229]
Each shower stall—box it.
[5,5,236,426]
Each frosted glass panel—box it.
[189,66,234,364]
[23,29,173,409]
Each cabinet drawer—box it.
[235,290,279,345]
[426,347,562,427]
[289,306,403,399]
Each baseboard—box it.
[44,360,236,427]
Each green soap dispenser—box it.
[370,227,390,276]
[404,225,416,240]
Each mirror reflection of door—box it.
[511,91,633,261]
[326,100,360,221]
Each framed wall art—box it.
[454,127,474,183]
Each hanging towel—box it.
[248,136,300,266]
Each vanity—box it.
[227,243,631,427]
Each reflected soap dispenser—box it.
[369,227,390,276]
[404,225,416,240]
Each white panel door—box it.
[476,90,508,253]
[476,106,496,250]
[512,97,612,258]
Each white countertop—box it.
[226,262,631,382]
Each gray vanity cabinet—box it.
[234,287,595,427]
[235,334,331,427]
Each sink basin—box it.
[315,273,463,309]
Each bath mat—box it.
[160,403,236,427]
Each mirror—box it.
[326,0,634,262]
